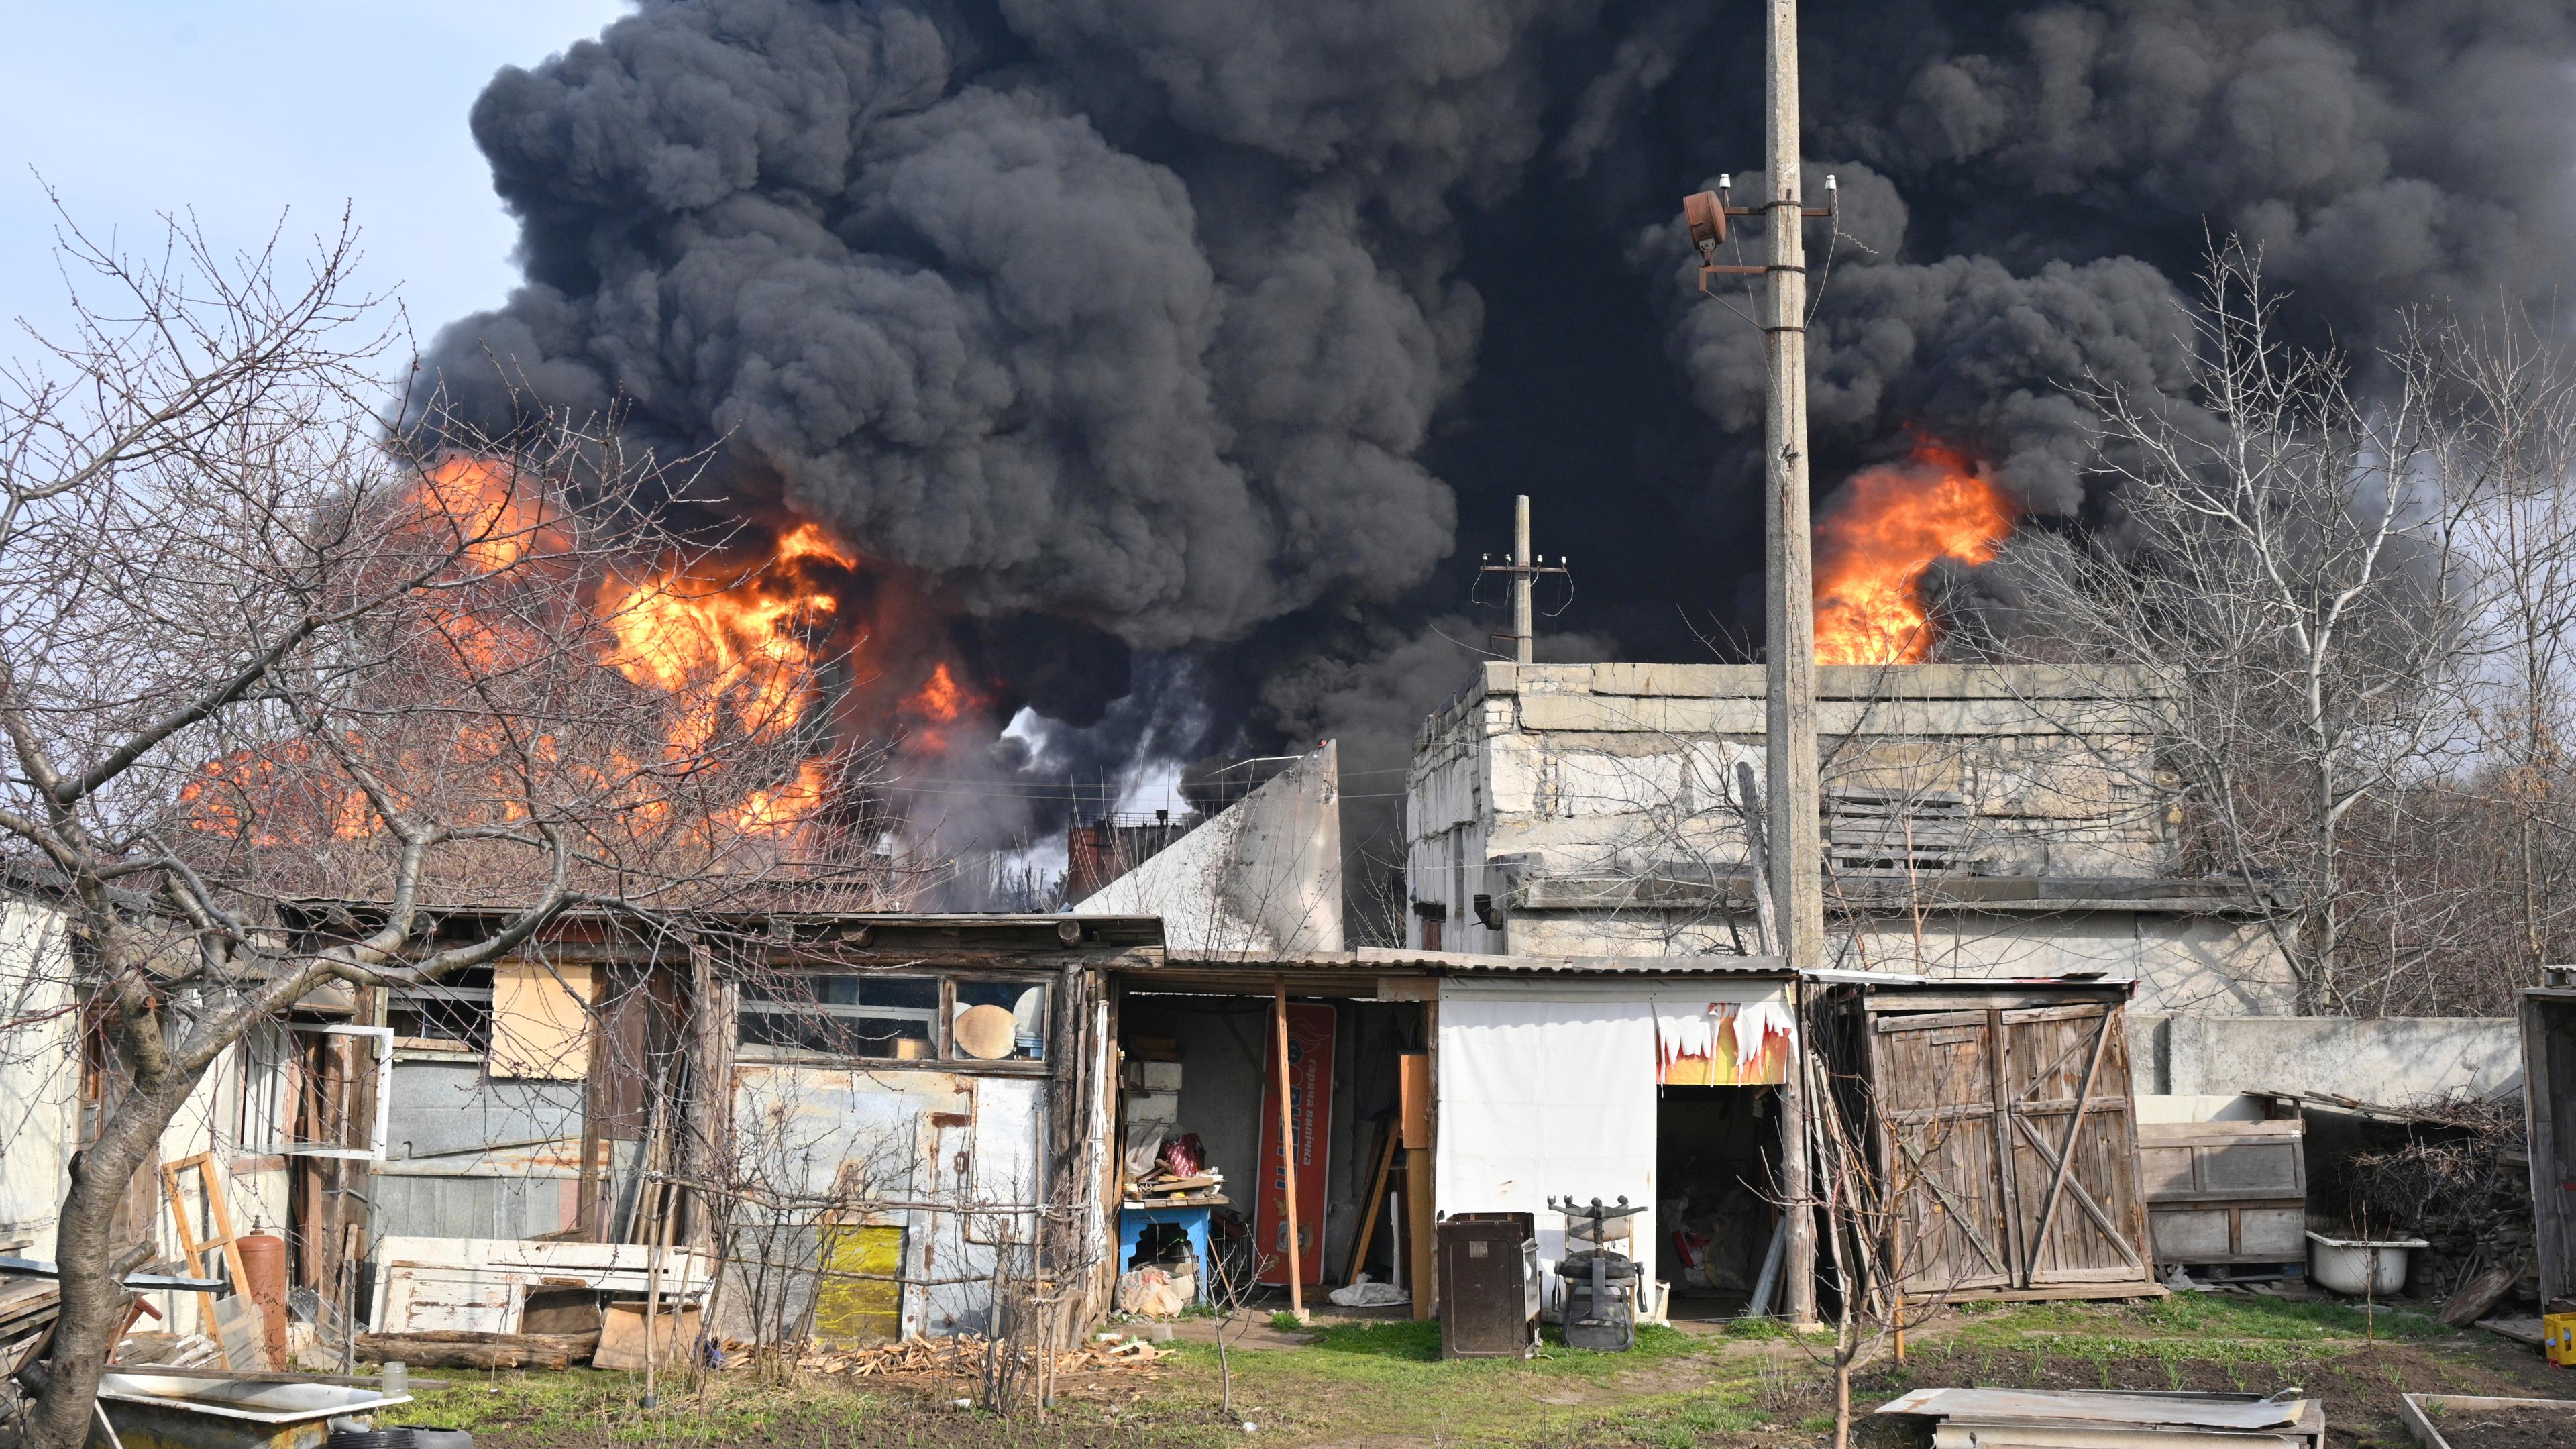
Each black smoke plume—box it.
[426,0,2576,908]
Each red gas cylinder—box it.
[235,1232,289,1370]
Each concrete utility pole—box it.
[1512,495,1534,665]
[1481,495,1569,663]
[1762,0,1827,1336]
[1680,0,1833,1330]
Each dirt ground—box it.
[2424,1404,2571,1449]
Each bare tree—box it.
[2430,315,2576,996]
[1993,241,2485,1014]
[0,206,889,1448]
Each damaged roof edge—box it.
[279,901,1168,955]
[1148,947,1794,975]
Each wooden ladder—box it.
[160,1152,259,1368]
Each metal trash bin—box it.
[1436,1212,1540,1359]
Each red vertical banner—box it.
[1256,1002,1335,1285]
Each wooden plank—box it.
[159,1153,257,1366]
[2522,994,2576,1303]
[2011,1114,2143,1272]
[1990,1009,2027,1285]
[2023,1008,2114,1262]
[1342,1123,1400,1286]
[1409,999,1436,1322]
[1874,1010,1989,1034]
[2000,1004,2121,1026]
[1910,1279,2170,1305]
[2000,1005,2153,1291]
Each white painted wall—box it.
[0,898,76,1259]
[1078,744,1343,955]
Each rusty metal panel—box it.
[1436,1213,1538,1358]
[726,1064,1049,1341]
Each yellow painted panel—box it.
[813,1224,903,1346]
[490,961,598,1080]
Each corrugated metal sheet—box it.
[728,1063,1049,1340]
[386,1058,584,1161]
[1152,947,1794,975]
[373,1057,599,1241]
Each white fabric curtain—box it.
[1434,989,1660,1296]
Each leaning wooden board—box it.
[371,1237,714,1334]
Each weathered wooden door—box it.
[1998,1005,2151,1289]
[1869,1001,2153,1300]
[1869,1010,2017,1295]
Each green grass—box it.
[395,1294,2496,1448]
[398,1368,901,1446]
[1147,1318,1749,1444]
[1943,1289,2454,1348]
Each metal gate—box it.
[1863,996,2154,1301]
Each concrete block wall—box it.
[2127,1014,2522,1104]
[1406,663,2175,923]
[1403,661,2306,1016]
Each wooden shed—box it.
[1815,976,2159,1304]
[2520,976,2576,1309]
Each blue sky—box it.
[0,3,630,354]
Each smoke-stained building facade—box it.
[1404,662,2297,1019]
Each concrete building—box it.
[1075,744,1343,955]
[1403,662,2296,1018]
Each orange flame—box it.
[775,521,855,568]
[189,466,983,855]
[415,454,545,571]
[596,561,839,753]
[1813,443,2017,665]
[901,661,979,752]
[735,759,832,836]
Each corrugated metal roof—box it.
[1151,947,1793,976]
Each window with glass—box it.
[734,973,1051,1065]
[951,981,1049,1063]
[738,974,940,1060]
[387,968,494,1052]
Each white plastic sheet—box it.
[1652,998,1795,1085]
[1435,989,1659,1293]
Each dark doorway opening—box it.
[1656,1084,1779,1322]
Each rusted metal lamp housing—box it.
[1682,174,1839,295]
